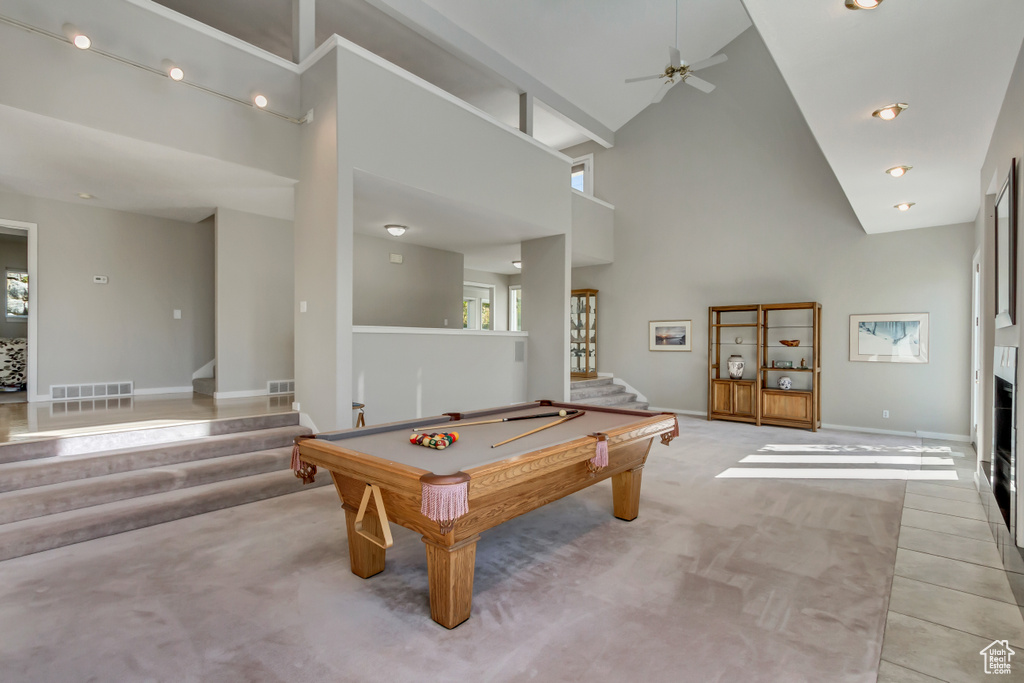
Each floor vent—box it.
[268,380,295,395]
[51,382,133,401]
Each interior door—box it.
[972,251,982,450]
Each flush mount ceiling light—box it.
[62,23,91,49]
[845,0,884,9]
[886,165,912,178]
[253,94,269,109]
[872,103,908,121]
[161,60,184,82]
[512,260,522,269]
[895,202,915,211]
[77,193,95,200]
[384,224,407,237]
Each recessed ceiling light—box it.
[77,193,95,200]
[512,260,522,269]
[872,103,908,121]
[845,0,883,9]
[168,66,184,82]
[384,224,407,237]
[895,202,915,211]
[62,24,91,50]
[253,94,268,109]
[886,165,912,178]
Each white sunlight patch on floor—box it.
[740,455,957,466]
[716,468,960,480]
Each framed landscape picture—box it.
[650,320,691,351]
[849,313,929,363]
[995,158,1017,328]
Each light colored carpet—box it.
[0,415,919,682]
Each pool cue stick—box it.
[491,410,585,449]
[413,410,580,432]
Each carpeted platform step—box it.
[0,425,309,493]
[0,412,300,465]
[0,446,297,524]
[0,469,330,561]
[570,382,627,400]
[576,391,639,407]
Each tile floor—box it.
[878,442,1024,682]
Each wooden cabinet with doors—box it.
[708,302,821,431]
[570,289,597,379]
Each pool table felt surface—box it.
[311,405,652,475]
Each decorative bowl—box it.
[780,340,800,347]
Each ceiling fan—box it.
[625,1,727,103]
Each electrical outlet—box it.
[882,410,889,419]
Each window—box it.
[570,153,593,195]
[6,270,27,321]
[509,285,522,331]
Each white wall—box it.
[353,327,528,424]
[572,191,614,266]
[522,234,571,402]
[215,208,294,396]
[0,191,214,394]
[565,26,973,437]
[0,234,28,339]
[353,234,463,328]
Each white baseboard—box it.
[915,430,971,443]
[213,389,268,399]
[135,386,193,396]
[29,393,50,403]
[648,406,705,417]
[299,412,318,432]
[192,359,215,380]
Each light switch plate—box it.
[389,253,403,264]
[173,309,181,319]
[93,275,108,284]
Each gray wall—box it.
[0,191,214,393]
[977,32,1024,459]
[215,208,294,395]
[353,234,463,328]
[353,329,528,424]
[565,26,973,437]
[522,234,571,402]
[0,234,28,339]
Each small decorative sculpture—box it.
[735,337,743,345]
[778,376,793,390]
[780,340,800,347]
[800,358,806,368]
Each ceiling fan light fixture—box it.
[873,103,908,121]
[895,202,915,212]
[886,165,912,178]
[845,0,883,9]
[384,224,407,237]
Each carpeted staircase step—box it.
[576,391,639,407]
[571,383,627,400]
[570,378,613,391]
[0,446,297,525]
[619,401,651,411]
[0,425,309,493]
[192,377,215,396]
[0,412,300,465]
[0,469,330,561]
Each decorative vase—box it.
[778,376,793,390]
[727,355,744,379]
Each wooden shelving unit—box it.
[708,302,821,431]
[707,304,762,425]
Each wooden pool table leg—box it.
[612,465,645,521]
[343,506,387,578]
[422,535,479,629]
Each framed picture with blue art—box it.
[849,313,929,363]
[649,320,691,351]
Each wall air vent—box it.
[50,381,133,401]
[268,380,295,395]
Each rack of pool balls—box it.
[409,432,459,450]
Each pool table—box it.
[293,400,678,628]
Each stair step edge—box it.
[0,469,330,561]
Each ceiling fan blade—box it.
[625,74,664,84]
[689,53,728,72]
[685,75,716,94]
[669,46,682,69]
[651,80,676,103]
